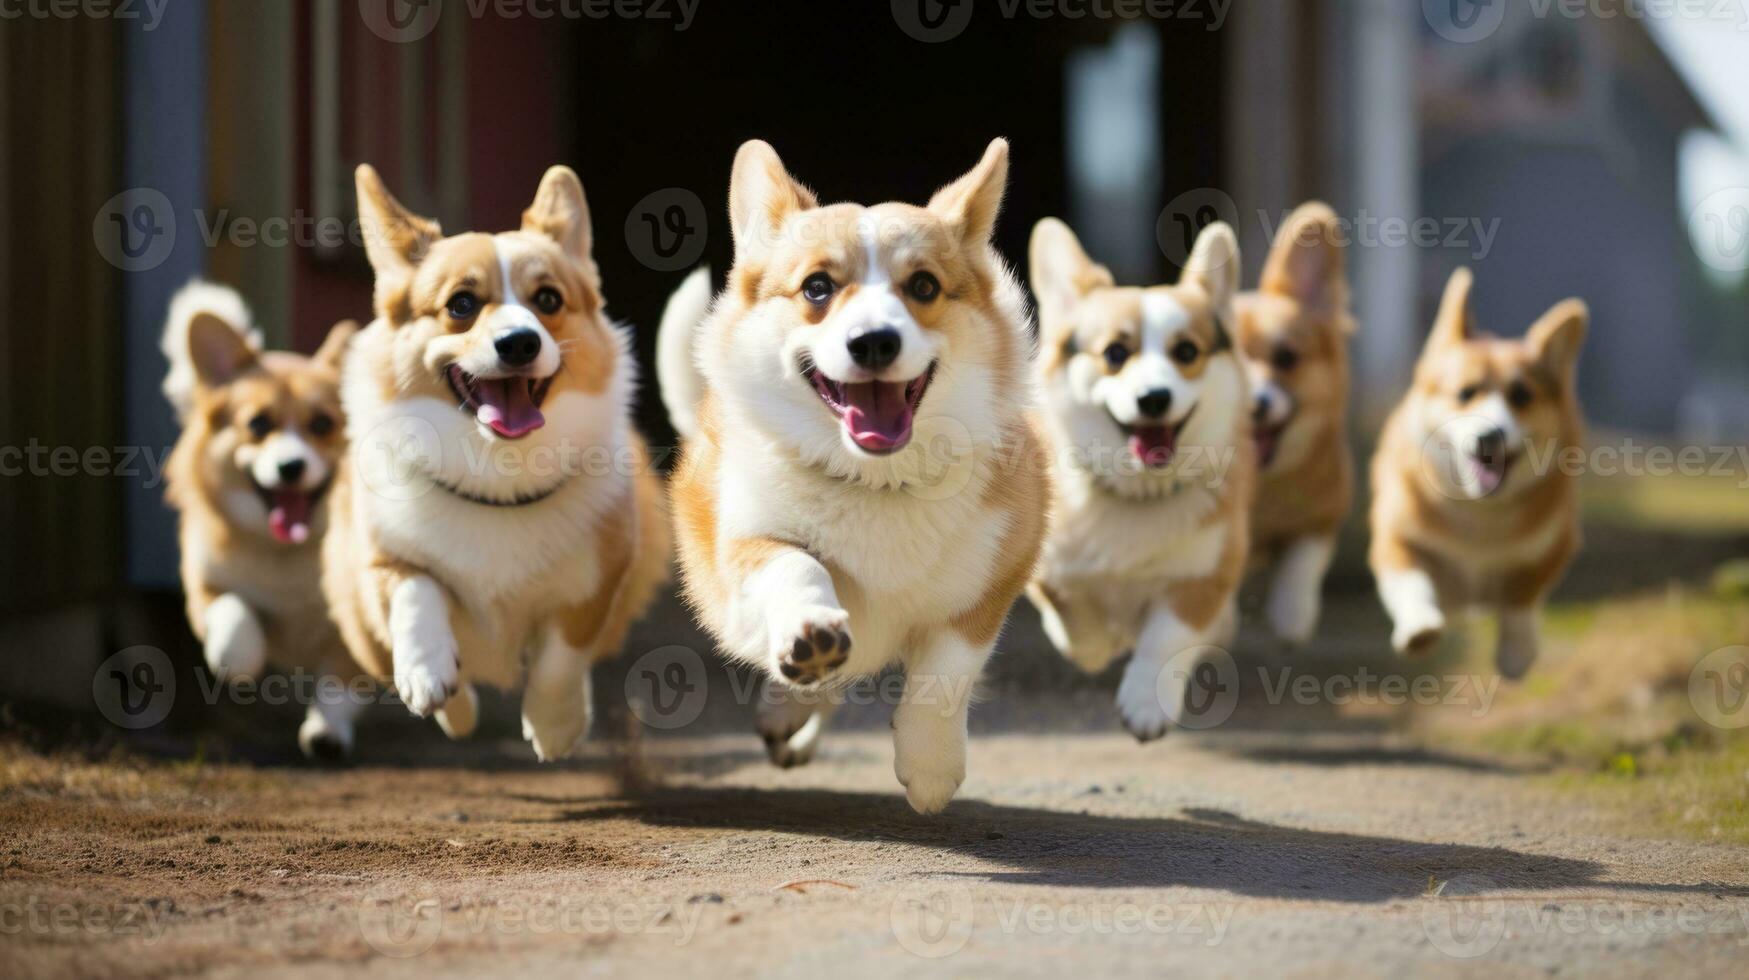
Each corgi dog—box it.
[657,139,1048,814]
[1234,202,1355,646]
[1369,268,1587,679]
[1026,218,1251,741]
[161,280,360,759]
[322,164,668,758]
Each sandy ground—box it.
[5,528,1748,979]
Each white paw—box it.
[758,709,825,769]
[435,683,479,739]
[900,771,962,816]
[394,643,457,718]
[1391,606,1446,657]
[297,708,354,763]
[204,594,266,682]
[521,705,589,762]
[893,713,966,815]
[1266,584,1320,648]
[1116,656,1172,742]
[769,604,852,686]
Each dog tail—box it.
[161,279,262,420]
[656,266,713,442]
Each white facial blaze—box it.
[798,215,938,384]
[452,239,560,380]
[1245,360,1294,428]
[249,430,328,491]
[1094,293,1201,428]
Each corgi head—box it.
[1234,202,1353,474]
[701,139,1029,486]
[350,164,629,502]
[1031,217,1245,489]
[164,281,354,545]
[1407,268,1587,500]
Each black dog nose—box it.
[1136,388,1173,420]
[846,326,901,371]
[1475,426,1506,462]
[278,459,306,484]
[1254,391,1273,422]
[495,328,542,367]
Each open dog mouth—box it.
[251,479,330,545]
[1120,409,1195,470]
[1466,446,1518,496]
[802,358,936,455]
[1254,418,1291,469]
[446,364,555,440]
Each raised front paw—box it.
[1390,608,1446,658]
[1116,657,1171,743]
[771,607,852,686]
[394,640,458,718]
[204,594,267,682]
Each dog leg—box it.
[1495,606,1541,680]
[435,682,479,739]
[297,688,362,763]
[1117,604,1209,742]
[1212,595,1239,649]
[1027,583,1124,674]
[729,548,852,686]
[1266,535,1336,648]
[893,631,986,815]
[388,576,458,717]
[1377,567,1446,656]
[520,623,592,762]
[203,593,267,682]
[754,679,835,769]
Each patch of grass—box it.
[1582,455,1749,534]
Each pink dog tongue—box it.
[841,381,913,453]
[1129,426,1177,469]
[269,491,312,545]
[473,378,545,438]
[1470,456,1504,496]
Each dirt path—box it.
[4,722,1747,979]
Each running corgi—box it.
[1369,267,1587,679]
[1235,202,1355,646]
[161,280,361,758]
[657,139,1048,814]
[322,164,668,758]
[1026,218,1252,741]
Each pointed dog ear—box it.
[188,312,258,388]
[728,140,818,264]
[1527,298,1588,380]
[1425,267,1476,355]
[1262,201,1347,319]
[355,164,441,275]
[313,319,360,372]
[1029,218,1112,319]
[1182,221,1240,315]
[522,165,593,263]
[928,138,1009,249]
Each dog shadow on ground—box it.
[541,783,1749,903]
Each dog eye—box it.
[308,411,335,437]
[247,412,273,439]
[446,291,480,320]
[1458,384,1482,404]
[533,287,563,315]
[1102,343,1130,370]
[802,273,836,305]
[1171,340,1201,365]
[906,271,941,303]
[1507,381,1533,409]
[1271,347,1299,372]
